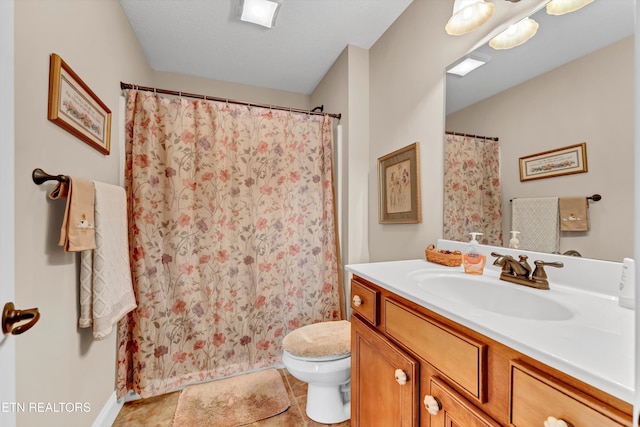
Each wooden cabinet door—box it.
[352,314,419,427]
[428,377,501,427]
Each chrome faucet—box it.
[490,252,563,290]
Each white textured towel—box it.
[511,197,559,254]
[79,182,136,340]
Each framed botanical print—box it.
[378,142,422,224]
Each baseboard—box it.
[92,391,123,427]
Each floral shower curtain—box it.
[116,90,342,399]
[443,134,503,246]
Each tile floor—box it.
[112,368,350,427]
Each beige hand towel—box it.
[559,197,589,231]
[79,181,136,340]
[49,177,96,252]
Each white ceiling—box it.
[446,0,635,114]
[120,0,414,95]
[120,0,634,100]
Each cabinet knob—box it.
[423,394,442,415]
[352,295,363,307]
[544,416,571,427]
[394,369,408,385]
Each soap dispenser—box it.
[509,231,520,249]
[463,232,486,275]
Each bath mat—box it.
[172,368,291,427]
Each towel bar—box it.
[32,168,70,185]
[510,194,601,202]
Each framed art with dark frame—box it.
[48,53,112,155]
[519,142,587,182]
[378,142,422,224]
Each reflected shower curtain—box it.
[443,134,503,246]
[117,90,341,398]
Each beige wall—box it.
[15,1,152,425]
[152,71,311,110]
[447,37,634,261]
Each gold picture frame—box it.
[519,142,588,182]
[378,142,422,224]
[48,53,111,155]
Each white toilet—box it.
[282,320,351,424]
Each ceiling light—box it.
[237,0,282,28]
[445,0,495,36]
[447,57,489,76]
[489,17,539,50]
[546,0,594,16]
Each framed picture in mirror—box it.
[378,142,422,224]
[519,142,588,182]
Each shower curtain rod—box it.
[445,131,499,141]
[120,82,341,120]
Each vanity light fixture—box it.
[445,0,495,36]
[237,0,283,28]
[546,0,594,16]
[447,56,489,76]
[489,17,539,50]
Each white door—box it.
[0,1,17,426]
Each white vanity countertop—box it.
[346,258,635,404]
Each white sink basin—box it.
[413,271,573,321]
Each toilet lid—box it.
[282,320,350,359]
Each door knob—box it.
[2,302,40,335]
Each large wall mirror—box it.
[445,0,634,262]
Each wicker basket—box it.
[425,244,462,267]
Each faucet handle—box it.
[532,260,564,288]
[534,260,564,269]
[490,252,513,272]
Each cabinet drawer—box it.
[510,361,627,427]
[351,277,380,325]
[384,298,487,402]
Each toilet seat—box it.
[283,349,350,362]
[282,320,350,360]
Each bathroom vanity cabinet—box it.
[350,274,633,427]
